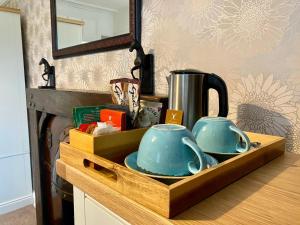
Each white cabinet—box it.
[0,9,32,215]
[74,187,130,225]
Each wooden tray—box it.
[58,132,285,218]
[69,128,147,155]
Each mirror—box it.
[50,0,141,59]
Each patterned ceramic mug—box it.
[137,124,207,176]
[192,117,251,154]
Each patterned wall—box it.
[4,0,300,153]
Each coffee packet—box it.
[110,78,140,127]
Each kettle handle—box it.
[207,73,228,117]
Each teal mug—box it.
[137,124,207,176]
[192,117,250,154]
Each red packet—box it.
[100,109,126,131]
[78,122,97,133]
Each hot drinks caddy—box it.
[58,126,285,218]
[57,70,285,219]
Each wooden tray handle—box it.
[83,158,118,183]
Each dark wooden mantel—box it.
[26,88,167,225]
[26,89,112,117]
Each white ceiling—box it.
[66,0,129,11]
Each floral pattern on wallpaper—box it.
[4,0,300,153]
[228,74,298,136]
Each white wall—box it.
[0,11,33,215]
[57,0,114,43]
[113,6,129,36]
[57,20,83,49]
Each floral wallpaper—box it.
[3,0,300,153]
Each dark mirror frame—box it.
[50,0,141,59]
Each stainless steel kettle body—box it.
[167,70,228,130]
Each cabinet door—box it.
[85,197,128,225]
[73,187,129,225]
[74,187,85,225]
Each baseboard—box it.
[0,194,34,215]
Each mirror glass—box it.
[56,0,130,49]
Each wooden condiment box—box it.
[58,132,285,218]
[69,128,147,156]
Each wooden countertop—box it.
[57,152,300,225]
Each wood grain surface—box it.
[60,142,170,217]
[57,132,293,221]
[57,152,300,224]
[59,132,285,218]
[69,128,147,156]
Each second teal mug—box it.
[192,117,250,154]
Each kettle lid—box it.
[170,69,205,74]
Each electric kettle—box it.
[167,69,228,130]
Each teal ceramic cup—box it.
[136,124,208,176]
[192,117,250,154]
